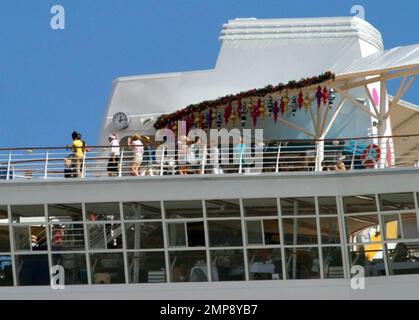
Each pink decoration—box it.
[251,104,260,127]
[372,88,379,107]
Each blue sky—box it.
[0,0,418,147]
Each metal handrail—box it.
[0,133,418,181]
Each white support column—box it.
[377,80,388,168]
[315,139,325,172]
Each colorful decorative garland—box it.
[153,71,335,130]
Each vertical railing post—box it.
[275,143,282,173]
[44,150,49,179]
[238,147,243,174]
[350,141,358,170]
[160,147,165,176]
[118,148,124,177]
[201,145,207,175]
[81,150,86,178]
[6,152,12,180]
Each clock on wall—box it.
[112,112,130,130]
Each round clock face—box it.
[112,112,130,130]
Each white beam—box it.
[276,117,316,138]
[333,87,378,119]
[321,98,346,137]
[384,76,416,119]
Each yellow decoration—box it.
[259,101,266,120]
[230,112,236,127]
[283,90,289,113]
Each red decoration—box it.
[297,91,303,110]
[280,97,285,115]
[224,102,232,124]
[316,86,322,108]
[154,71,335,129]
[322,87,328,105]
[251,102,260,127]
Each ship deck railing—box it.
[0,133,418,181]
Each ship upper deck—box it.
[0,133,418,182]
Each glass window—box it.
[283,218,318,245]
[318,197,338,215]
[48,203,83,222]
[88,223,123,250]
[379,193,415,211]
[123,202,162,220]
[280,197,315,216]
[15,254,49,286]
[13,225,48,251]
[125,222,164,249]
[343,195,377,213]
[90,253,125,284]
[348,245,385,277]
[0,206,8,223]
[208,220,242,247]
[243,198,277,217]
[247,248,282,280]
[127,252,166,283]
[386,242,419,275]
[263,220,280,245]
[205,199,241,218]
[0,226,10,252]
[11,205,45,223]
[285,247,320,279]
[210,249,245,281]
[167,222,205,247]
[0,255,13,286]
[186,222,205,247]
[246,221,263,245]
[383,215,401,240]
[85,202,120,221]
[51,224,85,251]
[345,215,380,244]
[164,201,203,219]
[169,250,207,282]
[168,223,186,247]
[320,217,341,244]
[322,247,344,279]
[52,253,88,285]
[401,213,419,239]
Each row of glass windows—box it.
[2,241,417,287]
[0,218,340,252]
[0,192,418,287]
[1,192,417,224]
[0,246,343,286]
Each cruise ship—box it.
[0,16,419,300]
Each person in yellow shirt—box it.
[71,131,83,177]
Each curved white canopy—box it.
[336,44,419,79]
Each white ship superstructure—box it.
[0,16,419,299]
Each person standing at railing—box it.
[128,133,144,176]
[107,133,120,177]
[142,136,156,176]
[233,136,248,173]
[70,131,84,178]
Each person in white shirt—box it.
[107,133,120,177]
[129,133,144,176]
